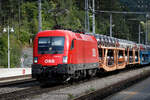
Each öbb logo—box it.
[44,59,55,63]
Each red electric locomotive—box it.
[32,30,99,83]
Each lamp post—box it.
[3,26,14,69]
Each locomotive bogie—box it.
[32,63,99,82]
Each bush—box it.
[0,34,21,68]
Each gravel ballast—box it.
[24,66,150,100]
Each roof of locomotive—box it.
[35,30,97,42]
[36,30,73,36]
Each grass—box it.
[141,69,150,75]
[24,54,28,58]
[84,87,96,95]
[0,66,5,68]
[67,93,75,100]
[89,87,96,92]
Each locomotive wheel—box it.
[73,71,80,80]
[83,69,87,78]
[92,69,97,76]
[88,69,97,77]
[62,74,71,83]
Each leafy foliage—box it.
[0,34,21,68]
[120,0,150,12]
[0,0,149,67]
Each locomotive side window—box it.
[38,37,65,54]
[70,39,74,50]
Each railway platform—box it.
[0,68,31,83]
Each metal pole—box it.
[87,0,90,32]
[18,0,21,40]
[148,20,149,44]
[139,23,141,44]
[8,26,10,69]
[85,0,87,32]
[92,0,95,34]
[146,14,148,44]
[38,0,42,32]
[85,0,90,32]
[110,13,112,37]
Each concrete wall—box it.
[0,68,31,78]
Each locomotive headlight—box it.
[63,56,68,63]
[34,57,38,63]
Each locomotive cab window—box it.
[38,36,65,54]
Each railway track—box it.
[0,66,146,100]
[0,78,36,88]
[0,75,32,87]
[0,77,99,100]
[0,84,68,100]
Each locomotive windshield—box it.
[38,37,65,54]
